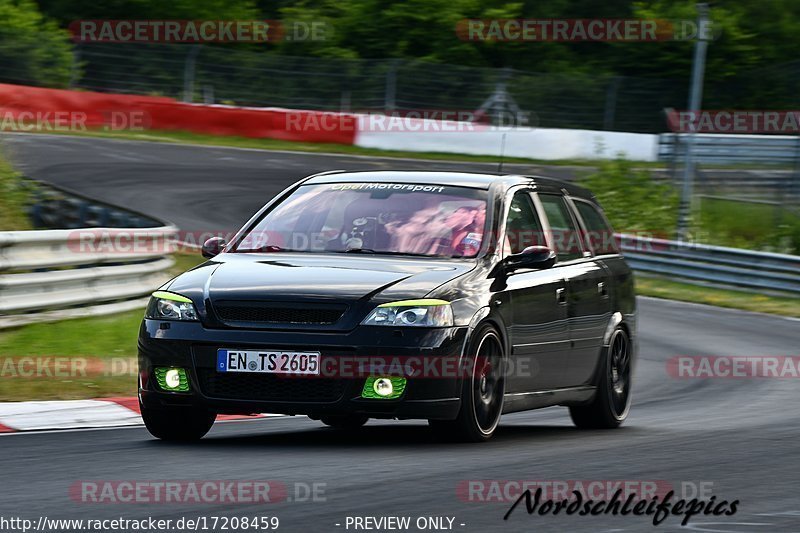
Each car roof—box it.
[303,170,594,199]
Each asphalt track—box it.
[2,134,800,533]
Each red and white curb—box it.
[0,397,279,433]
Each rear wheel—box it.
[430,324,505,442]
[140,403,216,441]
[320,415,368,429]
[569,327,632,429]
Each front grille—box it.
[197,368,348,402]
[214,301,347,326]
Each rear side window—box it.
[539,194,584,261]
[574,200,619,255]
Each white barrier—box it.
[354,120,659,161]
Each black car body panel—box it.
[138,171,636,421]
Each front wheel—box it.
[140,403,217,441]
[569,327,632,429]
[430,324,505,442]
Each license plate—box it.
[216,349,320,375]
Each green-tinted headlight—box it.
[146,291,198,321]
[361,376,406,399]
[154,367,190,392]
[361,299,453,327]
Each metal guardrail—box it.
[1,225,796,327]
[658,133,800,166]
[0,227,175,270]
[619,233,800,294]
[0,226,177,324]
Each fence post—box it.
[183,45,202,103]
[384,60,398,112]
[677,3,711,241]
[69,44,81,90]
[340,90,351,112]
[603,76,621,130]
[203,85,214,104]
[792,135,800,203]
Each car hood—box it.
[165,252,474,329]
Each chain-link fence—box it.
[0,39,795,133]
[57,42,693,133]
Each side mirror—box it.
[503,245,557,272]
[201,237,227,258]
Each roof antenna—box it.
[497,132,507,173]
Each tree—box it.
[0,0,74,87]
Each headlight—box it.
[146,291,198,321]
[361,299,453,327]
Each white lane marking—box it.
[0,413,289,436]
[0,400,142,431]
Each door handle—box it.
[598,282,608,297]
[555,287,566,304]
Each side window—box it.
[574,200,619,255]
[539,194,584,261]
[504,192,545,255]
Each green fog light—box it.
[361,376,406,399]
[154,367,190,392]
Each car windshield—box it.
[233,183,488,258]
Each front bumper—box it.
[138,319,468,420]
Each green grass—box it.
[636,276,800,318]
[694,197,800,254]
[0,309,143,401]
[171,250,207,274]
[0,153,33,230]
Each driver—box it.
[450,204,485,256]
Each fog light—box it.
[361,376,406,400]
[165,369,181,389]
[154,367,190,392]
[374,377,393,396]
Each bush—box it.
[579,156,679,237]
[0,0,74,87]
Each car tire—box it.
[320,415,368,429]
[430,323,505,442]
[569,327,632,429]
[140,403,217,441]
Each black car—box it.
[138,171,636,442]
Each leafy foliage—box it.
[579,156,679,237]
[0,0,73,87]
[11,0,800,112]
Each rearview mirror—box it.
[201,237,227,258]
[503,246,557,272]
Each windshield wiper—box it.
[337,249,437,257]
[341,248,377,254]
[235,245,286,253]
